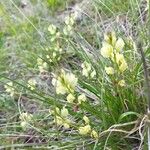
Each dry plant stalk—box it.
[138,42,150,150]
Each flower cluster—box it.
[46,44,62,63]
[66,93,87,104]
[81,61,96,78]
[47,24,62,62]
[52,69,78,95]
[52,69,87,105]
[78,115,98,139]
[101,31,128,86]
[37,24,62,73]
[19,112,33,129]
[27,78,37,90]
[4,82,15,97]
[101,32,128,72]
[48,24,60,42]
[37,58,48,73]
[50,107,71,129]
[63,14,75,36]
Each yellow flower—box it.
[78,93,86,104]
[81,61,91,72]
[146,0,149,10]
[48,24,57,35]
[19,112,33,122]
[52,52,57,58]
[54,116,63,125]
[105,67,114,75]
[63,15,75,36]
[20,121,28,128]
[90,70,96,78]
[55,107,60,114]
[63,123,70,129]
[61,107,69,118]
[118,80,125,87]
[81,61,92,77]
[119,60,128,72]
[19,112,33,128]
[63,26,72,35]
[82,69,89,77]
[52,77,66,94]
[101,42,113,58]
[37,58,47,72]
[79,125,91,135]
[37,58,43,65]
[115,38,125,52]
[115,53,124,64]
[28,79,36,90]
[104,31,116,46]
[66,93,75,103]
[83,115,90,124]
[65,15,75,26]
[4,82,15,97]
[115,53,128,72]
[91,130,99,139]
[53,107,71,129]
[52,70,78,95]
[46,55,53,62]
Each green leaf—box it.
[118,111,140,122]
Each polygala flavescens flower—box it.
[104,31,124,52]
[104,31,116,46]
[4,82,15,97]
[101,32,125,58]
[83,115,90,124]
[105,67,114,75]
[61,107,69,118]
[52,69,78,95]
[28,79,36,90]
[101,42,113,58]
[81,61,96,78]
[91,130,99,139]
[90,70,96,78]
[78,93,86,104]
[37,58,48,72]
[52,107,71,129]
[115,38,125,52]
[66,93,75,103]
[118,80,125,87]
[119,60,128,72]
[48,24,60,42]
[101,31,128,73]
[48,24,57,35]
[65,14,75,26]
[79,124,91,135]
[19,112,33,128]
[81,61,91,77]
[63,14,75,35]
[115,53,128,72]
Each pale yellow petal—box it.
[115,38,125,52]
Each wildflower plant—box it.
[1,1,150,149]
[2,22,147,149]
